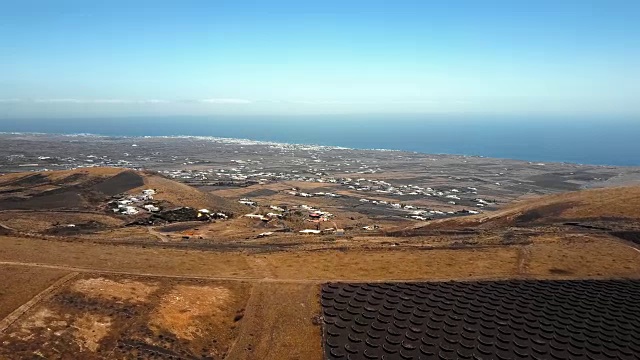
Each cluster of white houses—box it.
[286,189,341,198]
[109,189,158,215]
[240,197,339,234]
[153,154,498,223]
[197,208,228,220]
[281,185,490,221]
[161,165,492,209]
[29,154,138,173]
[163,166,492,208]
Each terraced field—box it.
[321,280,640,359]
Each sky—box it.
[0,0,639,118]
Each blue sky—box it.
[0,0,638,118]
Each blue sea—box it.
[1,115,639,166]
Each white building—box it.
[299,229,321,234]
[122,206,139,215]
[143,204,160,212]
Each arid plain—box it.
[0,134,639,359]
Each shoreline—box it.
[0,131,637,168]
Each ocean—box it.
[1,115,639,166]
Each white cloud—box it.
[198,98,252,104]
[140,99,169,104]
[90,99,170,104]
[292,100,364,105]
[30,98,169,104]
[89,99,130,104]
[2,98,252,105]
[34,98,85,103]
[290,99,445,105]
[0,97,459,107]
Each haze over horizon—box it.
[1,0,639,119]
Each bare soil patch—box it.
[0,275,251,359]
[71,277,158,303]
[72,313,112,352]
[152,285,231,340]
[0,265,69,319]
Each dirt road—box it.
[0,272,78,333]
[225,283,321,360]
[147,226,169,242]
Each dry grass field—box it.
[265,248,519,280]
[0,236,255,278]
[1,232,638,283]
[0,265,70,319]
[526,234,640,278]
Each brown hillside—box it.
[132,172,248,215]
[0,168,132,210]
[397,185,640,232]
[0,168,248,215]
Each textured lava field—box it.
[321,280,640,360]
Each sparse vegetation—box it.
[0,167,638,359]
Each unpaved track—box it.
[0,272,79,333]
[0,260,531,284]
[610,235,640,254]
[147,226,169,242]
[0,260,269,282]
[517,244,532,276]
[225,282,321,360]
[247,256,276,279]
[0,223,15,232]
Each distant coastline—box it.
[1,115,639,166]
[0,131,399,154]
